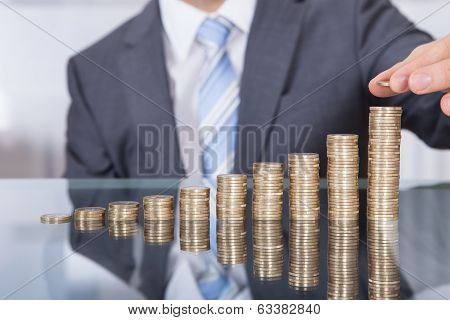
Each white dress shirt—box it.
[160,0,256,178]
[158,0,257,299]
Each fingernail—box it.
[391,75,408,92]
[410,73,432,92]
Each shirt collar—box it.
[159,0,257,61]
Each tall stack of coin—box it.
[367,106,402,300]
[327,134,360,300]
[252,162,284,280]
[179,187,210,252]
[143,195,174,244]
[288,153,320,290]
[108,201,139,239]
[74,207,105,232]
[216,174,248,265]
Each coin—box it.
[179,186,211,252]
[40,214,72,224]
[143,194,174,244]
[288,153,321,290]
[326,134,360,299]
[73,207,106,232]
[252,162,285,280]
[107,201,140,239]
[366,106,402,300]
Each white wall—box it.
[0,0,148,177]
[0,0,449,179]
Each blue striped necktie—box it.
[195,17,240,300]
[197,17,240,251]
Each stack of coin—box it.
[179,187,210,252]
[367,106,402,300]
[252,162,284,280]
[74,207,105,232]
[216,174,248,265]
[40,214,72,224]
[108,201,139,239]
[143,195,174,244]
[327,134,360,300]
[288,153,321,290]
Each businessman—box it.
[65,0,450,180]
[65,0,450,299]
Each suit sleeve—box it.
[64,57,116,178]
[355,0,450,149]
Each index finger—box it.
[369,41,436,97]
[369,73,398,97]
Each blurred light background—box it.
[0,0,449,179]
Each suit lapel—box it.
[236,0,307,172]
[118,0,184,177]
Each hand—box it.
[369,35,450,116]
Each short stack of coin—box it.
[252,162,284,280]
[108,201,139,239]
[216,174,248,265]
[143,195,174,244]
[367,106,402,300]
[288,153,321,290]
[327,134,360,300]
[74,207,105,232]
[40,214,72,224]
[179,187,210,252]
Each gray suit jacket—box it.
[65,0,449,179]
[65,0,449,299]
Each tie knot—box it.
[197,17,232,48]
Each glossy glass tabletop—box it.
[0,179,449,300]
